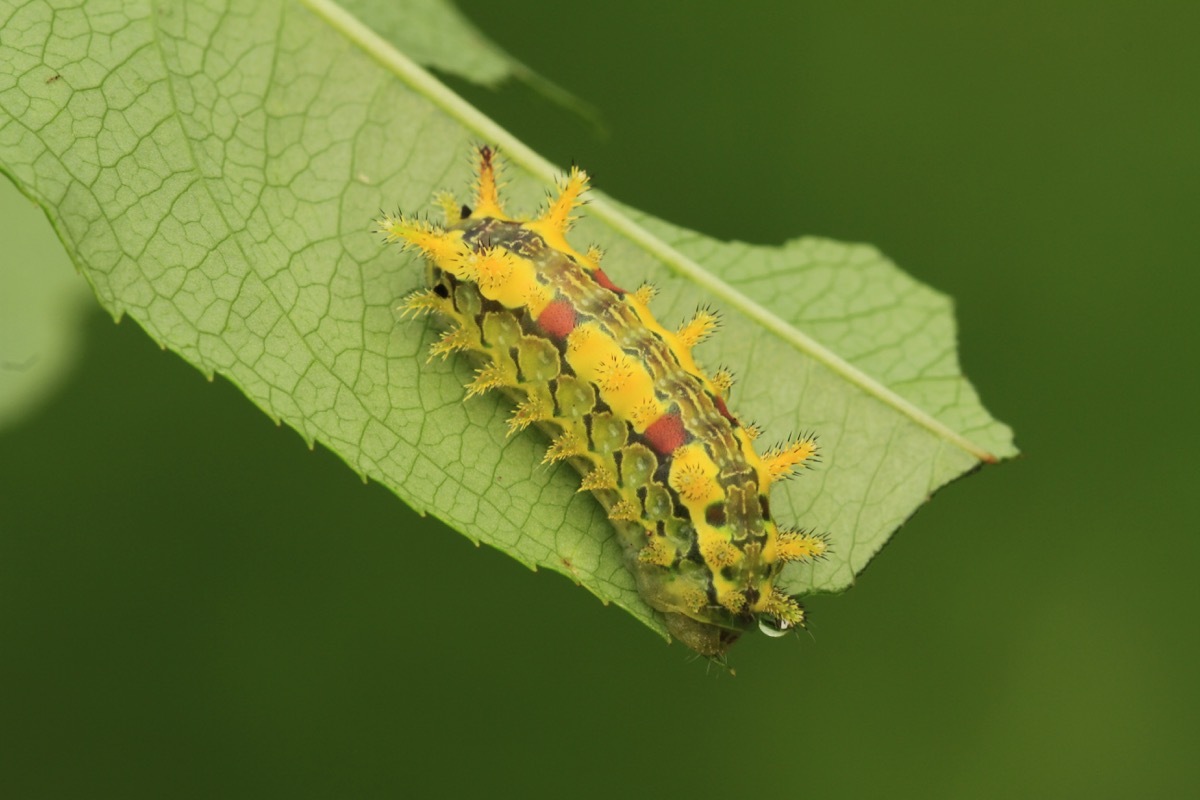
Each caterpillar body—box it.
[378,147,825,656]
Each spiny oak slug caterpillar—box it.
[377,147,826,656]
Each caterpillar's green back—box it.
[378,147,826,656]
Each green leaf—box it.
[0,0,1014,640]
[337,0,517,86]
[335,0,602,128]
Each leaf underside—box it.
[0,0,1015,640]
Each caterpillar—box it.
[377,147,826,656]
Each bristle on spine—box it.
[427,327,474,362]
[630,282,658,307]
[544,432,585,464]
[540,166,589,234]
[763,590,805,628]
[579,467,617,492]
[776,528,829,563]
[472,145,505,217]
[464,363,509,398]
[377,215,467,269]
[676,307,719,349]
[398,288,447,318]
[710,367,735,397]
[508,396,550,435]
[434,191,459,224]
[762,436,819,483]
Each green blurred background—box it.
[2,1,1197,797]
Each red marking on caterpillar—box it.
[644,413,688,455]
[592,268,625,295]
[713,395,737,425]
[536,299,578,339]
